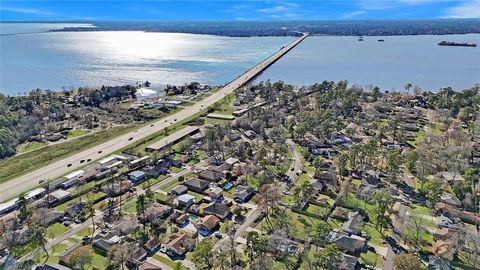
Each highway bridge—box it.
[0,33,308,202]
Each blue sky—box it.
[1,0,479,21]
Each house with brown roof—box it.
[197,169,223,182]
[202,202,231,220]
[142,204,173,222]
[143,236,161,254]
[165,233,194,258]
[196,215,220,236]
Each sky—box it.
[1,0,479,21]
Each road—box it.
[0,33,308,202]
[213,206,262,251]
[286,139,302,182]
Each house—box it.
[331,207,351,221]
[244,130,256,139]
[314,171,337,188]
[175,214,189,227]
[65,202,86,218]
[433,228,452,241]
[225,157,239,166]
[165,184,185,196]
[145,165,168,178]
[177,194,195,208]
[49,190,71,204]
[196,215,220,236]
[143,204,173,222]
[267,234,300,259]
[202,202,231,219]
[327,232,367,254]
[138,261,163,270]
[428,256,451,270]
[143,236,160,254]
[0,198,19,215]
[126,246,148,269]
[92,232,121,254]
[228,130,242,141]
[115,218,138,236]
[435,215,455,229]
[184,178,209,193]
[59,242,83,265]
[440,193,462,207]
[128,171,147,183]
[207,187,224,201]
[361,170,380,188]
[165,233,194,257]
[36,263,73,270]
[198,169,223,182]
[342,211,364,235]
[234,185,254,203]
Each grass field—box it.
[257,210,315,240]
[153,254,189,270]
[304,204,330,217]
[360,251,384,268]
[17,141,48,153]
[67,129,91,139]
[47,223,69,239]
[0,124,139,183]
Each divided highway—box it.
[0,33,308,202]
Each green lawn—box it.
[153,254,189,270]
[257,210,315,240]
[17,141,48,153]
[36,243,69,264]
[296,174,311,185]
[187,191,204,203]
[327,218,343,229]
[11,241,38,258]
[341,193,378,224]
[304,204,330,217]
[122,199,137,215]
[362,223,387,247]
[75,227,94,238]
[360,251,384,268]
[47,223,69,239]
[67,129,91,139]
[85,246,108,270]
[282,194,294,205]
[267,255,298,270]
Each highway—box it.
[0,33,308,202]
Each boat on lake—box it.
[438,41,477,47]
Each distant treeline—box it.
[48,19,480,37]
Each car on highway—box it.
[87,159,91,162]
[98,150,102,154]
[80,160,85,163]
[67,163,72,167]
[150,124,154,127]
[128,137,133,141]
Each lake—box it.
[0,23,294,95]
[1,23,479,95]
[259,34,480,92]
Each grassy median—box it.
[0,125,139,183]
